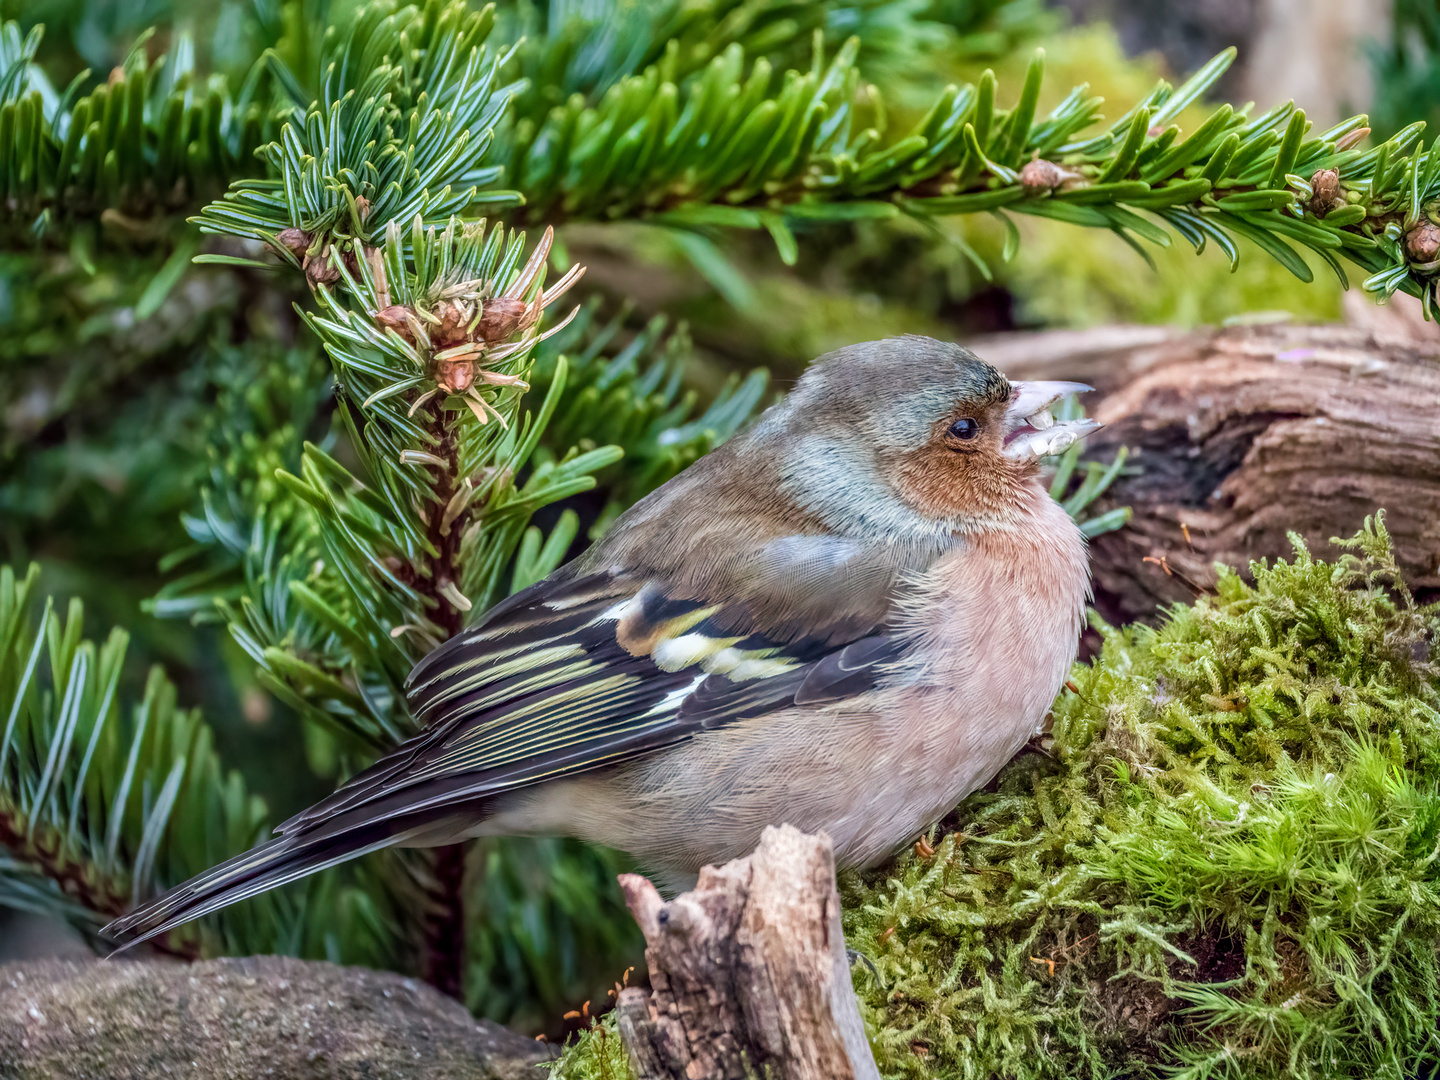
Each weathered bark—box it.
[615,824,878,1080]
[977,322,1440,624]
[0,955,547,1079]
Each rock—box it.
[0,955,549,1079]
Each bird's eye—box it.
[948,417,979,441]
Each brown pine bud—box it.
[374,305,417,343]
[275,227,312,259]
[303,250,340,287]
[430,300,470,348]
[1406,221,1440,263]
[1020,159,1062,194]
[1307,169,1342,216]
[478,297,528,341]
[435,358,475,393]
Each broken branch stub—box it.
[616,824,878,1080]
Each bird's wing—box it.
[277,538,929,840]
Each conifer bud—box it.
[431,300,469,348]
[275,228,311,259]
[1405,222,1440,263]
[1307,169,1343,216]
[303,249,340,287]
[478,297,528,341]
[434,358,475,393]
[1020,159,1062,194]
[374,305,416,343]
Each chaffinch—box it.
[105,334,1095,946]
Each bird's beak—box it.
[1002,380,1099,460]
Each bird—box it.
[103,334,1097,948]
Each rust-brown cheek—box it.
[892,419,1032,522]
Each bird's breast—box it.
[863,493,1091,847]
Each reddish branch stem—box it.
[421,840,469,998]
[415,409,471,999]
[422,418,467,641]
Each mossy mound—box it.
[553,517,1440,1079]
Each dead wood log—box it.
[615,824,878,1080]
[977,322,1440,624]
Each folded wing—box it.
[279,562,907,841]
[104,532,933,947]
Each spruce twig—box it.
[0,564,310,961]
[7,3,1440,316]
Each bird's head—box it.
[765,335,1096,539]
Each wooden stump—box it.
[979,322,1440,624]
[615,824,878,1080]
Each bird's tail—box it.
[100,820,410,951]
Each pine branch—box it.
[0,556,421,965]
[13,0,1440,316]
[410,324,481,1002]
[0,23,271,238]
[0,565,241,953]
[508,42,1440,310]
[0,0,519,237]
[189,0,523,261]
[0,0,1048,238]
[290,219,605,994]
[185,0,1440,315]
[154,204,609,994]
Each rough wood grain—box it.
[616,824,878,1080]
[977,321,1440,624]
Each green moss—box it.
[1002,219,1344,329]
[845,516,1439,1079]
[545,1013,629,1080]
[554,518,1440,1079]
